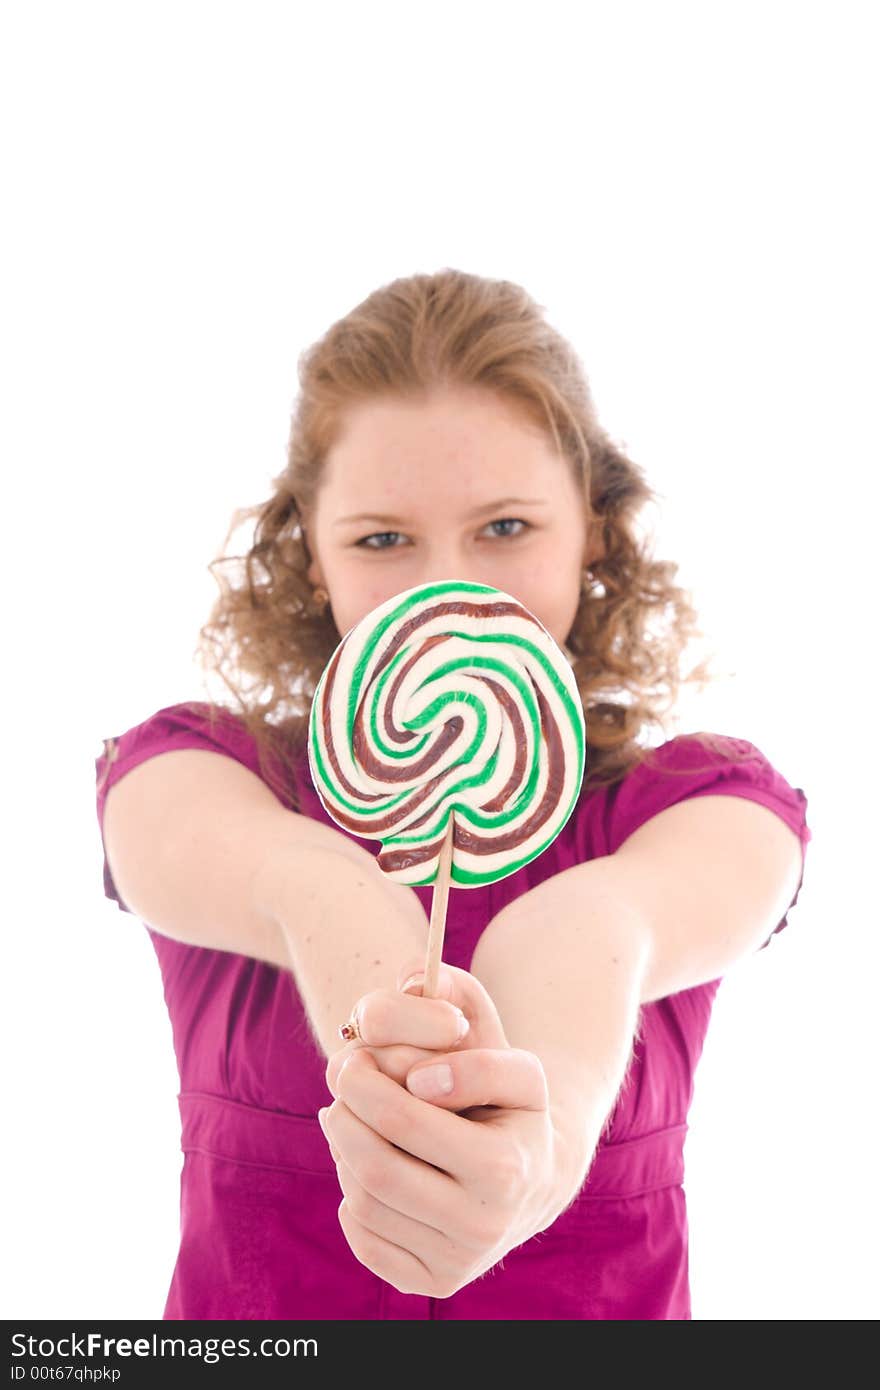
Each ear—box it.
[587,517,606,567]
[303,538,324,587]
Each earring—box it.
[311,585,329,614]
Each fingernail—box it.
[454,1009,470,1040]
[408,1063,454,1098]
[401,973,425,995]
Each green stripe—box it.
[394,801,580,887]
[367,645,430,760]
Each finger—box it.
[318,1077,464,1233]
[317,1108,340,1162]
[349,987,470,1050]
[405,1047,550,1113]
[334,1045,501,1185]
[396,958,456,999]
[333,1158,480,1296]
[326,1040,438,1096]
[396,962,511,1052]
[333,1155,457,1254]
[337,1200,435,1297]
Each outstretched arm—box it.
[469,866,650,1198]
[101,745,433,1060]
[468,794,804,1186]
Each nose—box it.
[418,544,486,590]
[421,570,488,598]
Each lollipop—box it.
[308,580,586,996]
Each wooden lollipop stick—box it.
[422,814,455,999]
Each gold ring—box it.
[338,1010,362,1043]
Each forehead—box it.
[323,387,565,499]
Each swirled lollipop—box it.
[308,579,586,994]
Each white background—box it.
[2,0,876,1320]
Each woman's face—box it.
[304,385,594,653]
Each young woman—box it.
[95,267,810,1319]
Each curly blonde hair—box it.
[192,267,742,811]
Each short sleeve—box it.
[94,701,279,915]
[605,732,812,948]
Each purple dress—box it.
[94,703,811,1320]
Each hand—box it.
[326,956,508,1098]
[326,958,473,1096]
[318,960,579,1298]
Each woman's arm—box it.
[259,837,431,1060]
[102,747,431,1060]
[469,862,651,1199]
[468,795,803,1188]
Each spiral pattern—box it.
[307,580,586,888]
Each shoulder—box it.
[604,732,812,974]
[596,730,811,857]
[96,700,291,808]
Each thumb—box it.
[405,1046,549,1113]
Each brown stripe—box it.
[319,643,385,806]
[377,828,450,878]
[370,599,544,691]
[478,676,529,812]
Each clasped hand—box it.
[317,959,574,1299]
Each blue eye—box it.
[357,531,403,549]
[488,518,527,538]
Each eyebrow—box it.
[334,497,550,527]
